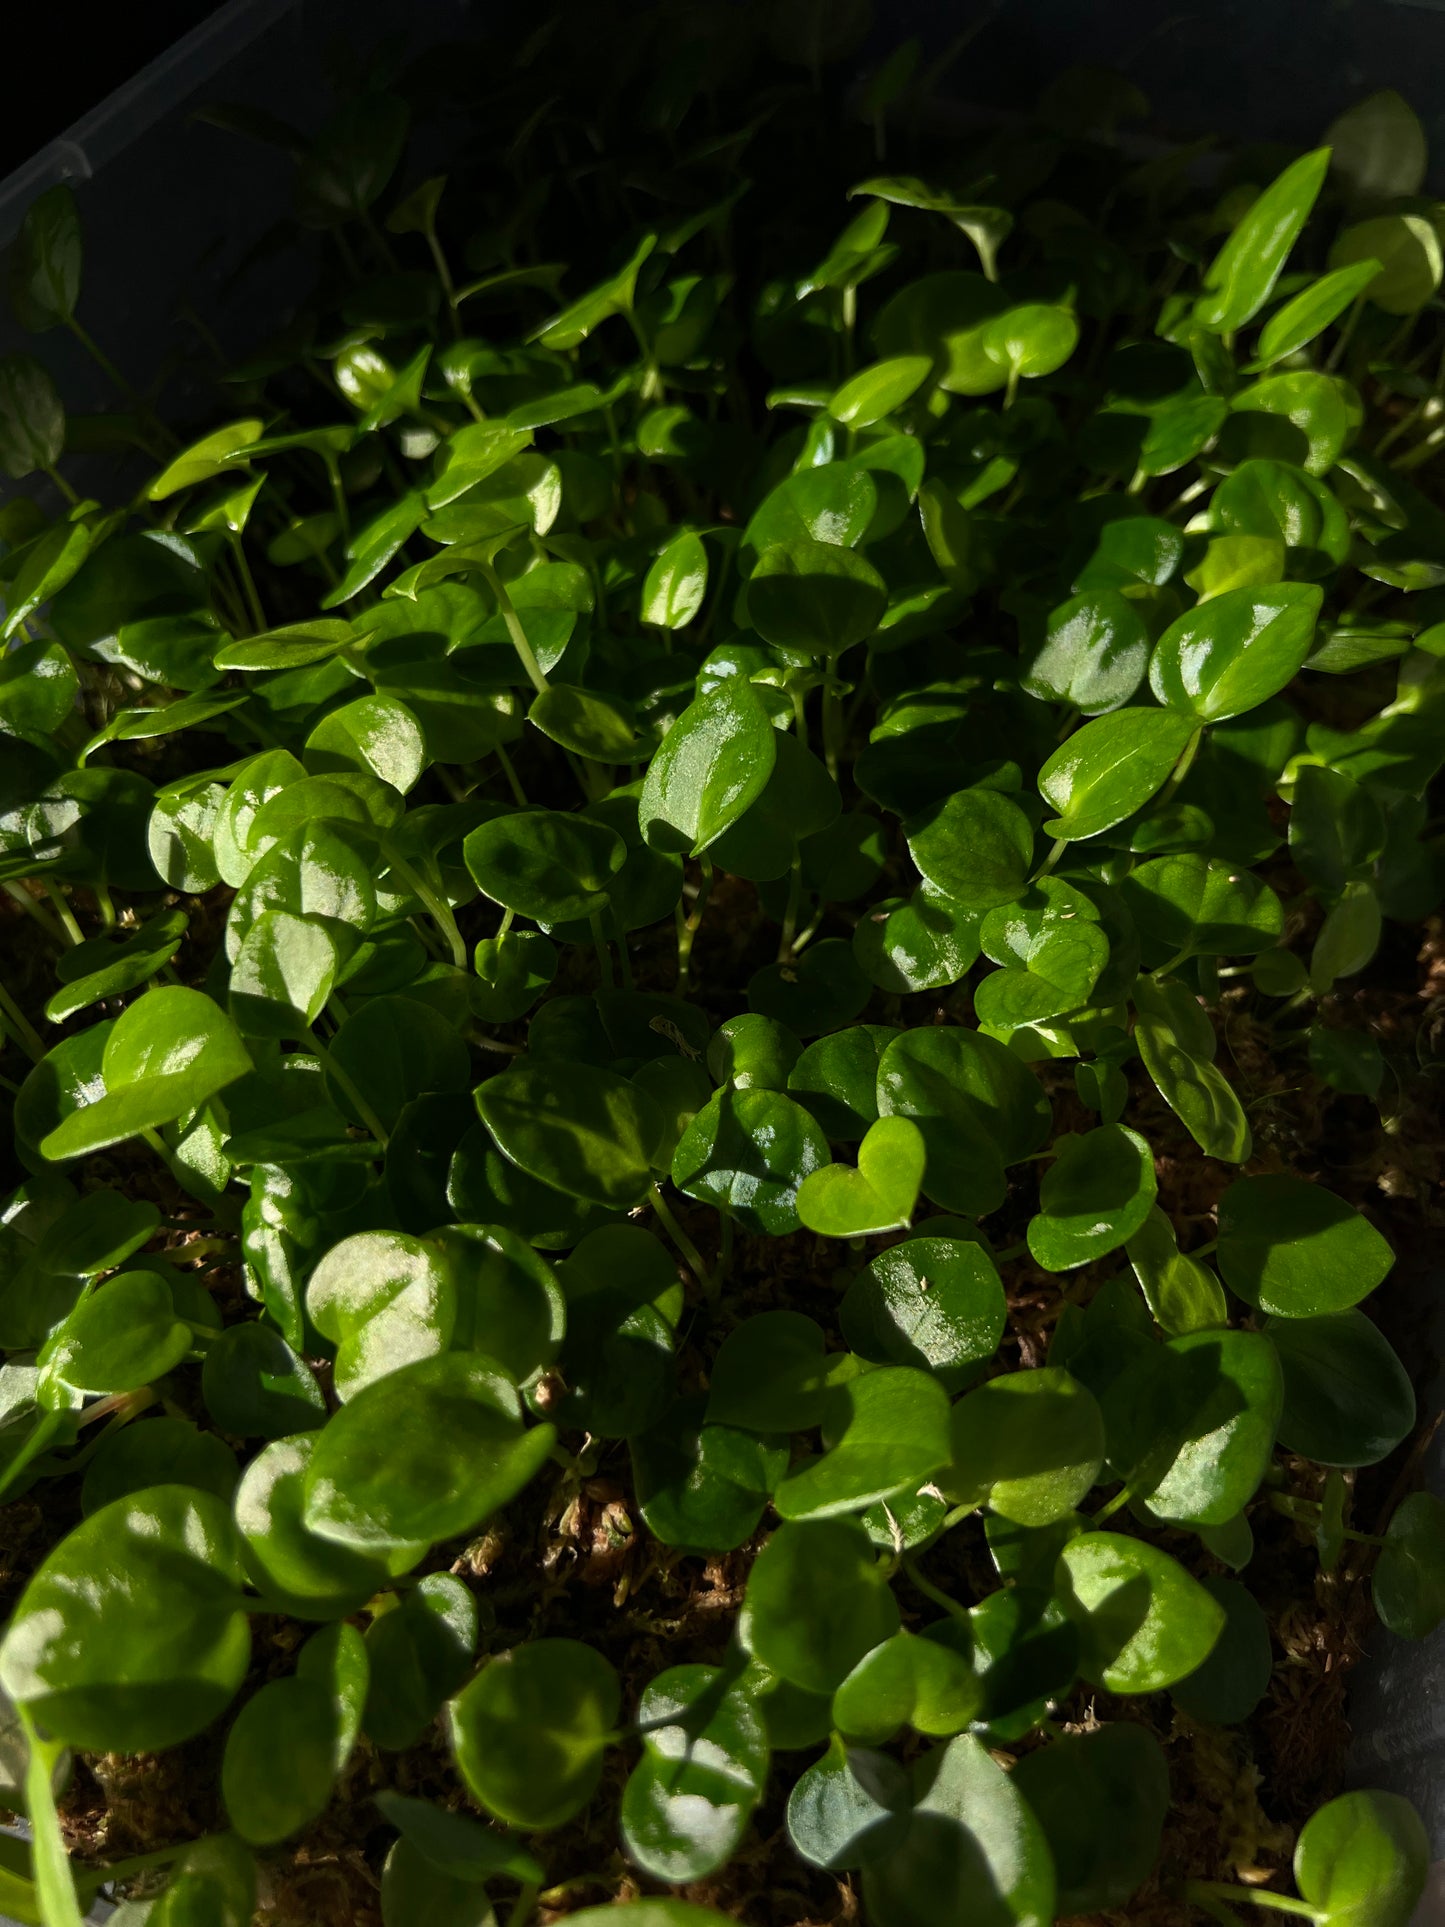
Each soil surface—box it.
[3,868,1441,1927]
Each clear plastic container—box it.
[0,2,1442,1921]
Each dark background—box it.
[1,0,1444,1871]
[0,2,227,179]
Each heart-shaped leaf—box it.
[796,1116,925,1237]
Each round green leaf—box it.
[431,1222,565,1382]
[1372,1492,1445,1641]
[1038,708,1199,842]
[1170,1575,1273,1725]
[0,354,64,479]
[788,1024,892,1139]
[1012,1724,1169,1914]
[632,1397,787,1552]
[450,1639,620,1829]
[705,1310,834,1433]
[1332,213,1442,315]
[527,682,638,760]
[80,1416,237,1515]
[620,1663,769,1880]
[229,909,339,1037]
[1217,1175,1394,1316]
[463,808,625,922]
[742,461,878,562]
[364,1573,478,1751]
[1126,1209,1229,1336]
[1022,590,1150,715]
[1103,1330,1282,1527]
[40,987,252,1162]
[1056,1531,1226,1693]
[829,356,932,427]
[749,539,887,656]
[944,1368,1105,1524]
[862,1734,1056,1927]
[1027,1125,1157,1271]
[476,1056,663,1209]
[639,680,778,856]
[853,889,981,994]
[707,1013,802,1091]
[981,304,1078,381]
[1294,1789,1430,1927]
[960,1589,1079,1740]
[202,1323,326,1440]
[875,1025,1051,1217]
[379,1838,494,1927]
[373,1788,541,1886]
[641,530,709,628]
[672,1086,828,1234]
[740,1519,901,1696]
[1149,583,1323,723]
[774,1366,952,1521]
[222,1675,339,1845]
[841,1236,1005,1391]
[0,1487,250,1753]
[709,732,841,882]
[906,789,1034,912]
[236,1434,417,1620]
[787,1737,911,1871]
[1123,854,1283,960]
[832,1629,982,1745]
[302,1353,555,1552]
[305,694,426,793]
[1268,1310,1415,1468]
[38,1270,190,1396]
[746,938,871,1037]
[306,1230,456,1400]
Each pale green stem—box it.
[228,533,267,633]
[1030,838,1067,884]
[1092,1482,1137,1525]
[505,1880,542,1927]
[43,463,79,506]
[1325,294,1366,373]
[777,853,804,962]
[612,905,635,989]
[902,1552,968,1619]
[17,1704,85,1927]
[322,452,352,542]
[387,848,467,969]
[0,981,45,1061]
[675,858,715,991]
[648,1184,712,1294]
[1150,725,1203,818]
[4,880,66,945]
[1181,1881,1318,1921]
[494,743,528,806]
[821,655,843,779]
[589,911,615,989]
[41,880,84,945]
[306,1032,390,1148]
[481,562,550,693]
